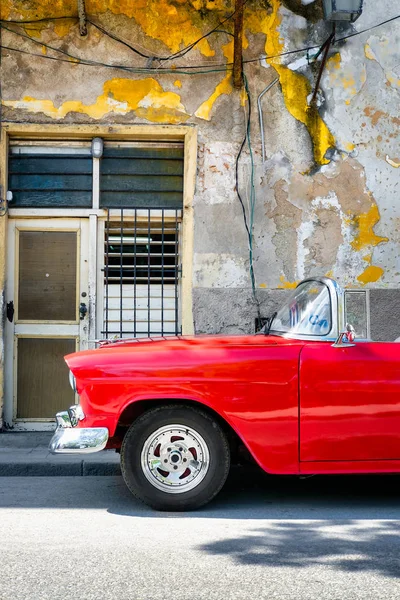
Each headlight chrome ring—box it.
[69,370,77,393]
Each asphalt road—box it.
[1,470,400,600]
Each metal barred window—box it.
[102,208,182,338]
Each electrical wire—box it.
[243,74,260,319]
[241,12,400,66]
[0,21,231,75]
[0,1,246,65]
[0,42,230,75]
[88,19,234,62]
[0,23,234,74]
[0,16,78,23]
[1,11,399,74]
[142,0,248,62]
[235,67,261,320]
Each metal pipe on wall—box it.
[257,78,279,163]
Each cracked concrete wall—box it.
[1,0,399,339]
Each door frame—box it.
[4,218,89,430]
[0,123,197,430]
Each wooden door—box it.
[4,219,89,429]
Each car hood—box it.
[65,333,299,367]
[64,334,306,397]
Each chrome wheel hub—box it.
[141,424,210,494]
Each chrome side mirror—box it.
[332,323,356,348]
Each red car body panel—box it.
[300,342,400,462]
[65,333,400,476]
[66,335,302,474]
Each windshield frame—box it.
[268,277,344,342]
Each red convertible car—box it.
[50,277,400,511]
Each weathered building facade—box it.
[0,0,399,429]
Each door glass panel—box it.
[17,338,75,419]
[18,231,77,321]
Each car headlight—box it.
[69,370,77,393]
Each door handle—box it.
[6,301,14,323]
[79,302,88,320]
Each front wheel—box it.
[120,404,230,511]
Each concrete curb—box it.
[0,432,122,476]
[0,460,122,477]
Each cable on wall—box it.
[0,12,398,71]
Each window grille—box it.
[102,208,182,338]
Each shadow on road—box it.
[105,466,400,517]
[198,518,400,579]
[2,468,400,579]
[1,466,400,520]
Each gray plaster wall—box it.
[194,287,400,341]
[1,0,399,337]
[193,288,292,334]
[370,290,400,342]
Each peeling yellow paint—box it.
[53,19,76,37]
[22,22,48,36]
[386,155,400,168]
[2,0,218,56]
[174,80,182,88]
[342,76,356,90]
[349,204,389,252]
[327,52,366,106]
[41,45,47,55]
[259,283,267,288]
[2,0,335,158]
[345,142,355,152]
[278,275,298,289]
[195,75,232,120]
[357,266,384,284]
[327,53,341,71]
[364,42,400,88]
[240,87,247,107]
[3,78,189,123]
[364,44,376,61]
[246,0,335,165]
[194,40,233,121]
[385,73,400,88]
[277,68,335,165]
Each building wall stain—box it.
[3,78,190,123]
[1,0,399,299]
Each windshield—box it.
[271,280,332,337]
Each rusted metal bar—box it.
[310,31,334,105]
[78,0,87,36]
[233,0,244,89]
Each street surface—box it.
[1,470,400,600]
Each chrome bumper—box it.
[49,409,109,454]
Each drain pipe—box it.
[257,78,279,163]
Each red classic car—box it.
[50,277,400,511]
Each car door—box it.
[299,341,400,462]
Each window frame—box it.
[0,123,196,338]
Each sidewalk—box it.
[0,431,121,476]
